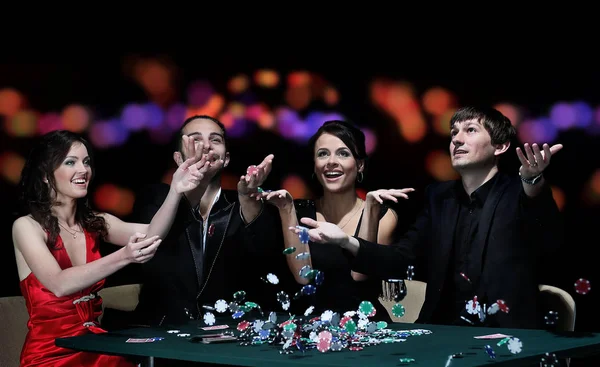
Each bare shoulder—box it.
[13,216,46,246]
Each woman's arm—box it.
[13,216,161,297]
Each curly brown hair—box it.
[18,130,108,248]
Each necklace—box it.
[58,221,83,239]
[320,198,363,230]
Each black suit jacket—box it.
[352,172,563,329]
[131,184,286,326]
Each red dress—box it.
[19,231,135,367]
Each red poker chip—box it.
[497,299,510,313]
[575,278,591,295]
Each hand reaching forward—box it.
[256,189,294,211]
[172,151,221,194]
[289,217,349,247]
[366,188,415,205]
[238,154,274,198]
[124,232,162,264]
[517,143,563,179]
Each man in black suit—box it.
[131,115,286,326]
[293,106,563,329]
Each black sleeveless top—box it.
[290,199,392,322]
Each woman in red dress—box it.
[13,130,218,366]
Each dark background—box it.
[1,50,598,361]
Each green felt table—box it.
[55,320,600,367]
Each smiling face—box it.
[52,142,92,201]
[175,117,230,177]
[313,133,364,193]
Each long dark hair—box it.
[18,130,108,248]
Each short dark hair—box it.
[449,106,516,145]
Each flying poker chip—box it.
[507,337,523,354]
[575,278,591,295]
[496,299,510,313]
[232,310,245,319]
[214,299,228,313]
[177,333,190,337]
[233,290,246,302]
[295,252,311,260]
[406,265,415,280]
[263,273,279,285]
[484,344,496,359]
[466,299,481,315]
[301,284,316,296]
[344,310,356,317]
[283,247,296,255]
[304,306,314,316]
[330,341,344,351]
[253,320,265,333]
[545,311,559,325]
[203,312,216,326]
[392,304,406,318]
[166,330,180,334]
[321,310,334,322]
[487,302,499,315]
[315,271,325,286]
[246,165,259,176]
[318,330,333,341]
[281,301,290,311]
[299,265,313,278]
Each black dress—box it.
[289,199,392,322]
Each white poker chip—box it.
[177,333,190,337]
[281,301,290,311]
[321,310,333,322]
[487,303,499,315]
[214,299,228,313]
[266,273,279,284]
[203,312,216,326]
[507,337,523,354]
[253,320,265,333]
[166,330,180,333]
[466,300,481,315]
[304,306,315,316]
[344,311,357,317]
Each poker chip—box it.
[315,271,325,286]
[214,299,228,313]
[575,278,591,295]
[507,337,523,354]
[265,273,279,285]
[299,265,312,278]
[466,299,481,315]
[406,265,415,280]
[317,338,331,352]
[343,320,357,333]
[283,247,296,255]
[177,333,190,337]
[237,320,251,332]
[484,345,496,359]
[487,302,499,315]
[320,310,333,322]
[233,290,246,302]
[299,227,310,244]
[358,301,376,317]
[392,304,406,318]
[496,299,510,313]
[295,252,310,260]
[232,310,245,319]
[301,284,316,296]
[246,165,259,176]
[203,312,216,326]
[166,330,180,334]
[545,311,559,325]
[304,306,314,316]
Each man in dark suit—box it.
[131,115,286,326]
[293,106,564,329]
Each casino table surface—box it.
[56,319,600,366]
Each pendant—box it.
[72,233,77,239]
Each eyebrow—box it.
[187,132,224,139]
[65,156,89,159]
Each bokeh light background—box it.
[1,54,598,334]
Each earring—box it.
[357,172,364,183]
